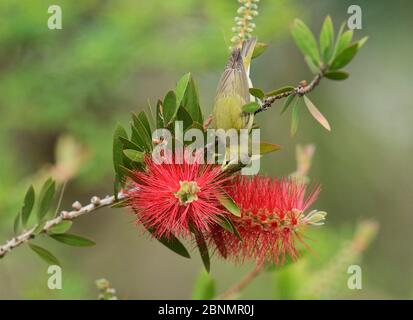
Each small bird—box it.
[212,38,257,131]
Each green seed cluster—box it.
[231,0,259,47]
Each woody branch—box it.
[256,68,326,114]
[0,192,127,259]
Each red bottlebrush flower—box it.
[209,176,324,265]
[126,155,229,239]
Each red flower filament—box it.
[210,176,323,265]
[127,156,228,239]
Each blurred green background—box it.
[0,0,412,299]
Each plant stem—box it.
[0,192,127,259]
[217,264,263,299]
[256,70,325,114]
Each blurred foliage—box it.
[0,0,412,299]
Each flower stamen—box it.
[174,180,201,205]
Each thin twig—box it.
[255,70,325,114]
[0,192,127,259]
[217,264,263,300]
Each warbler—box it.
[212,37,257,131]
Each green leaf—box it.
[163,90,178,126]
[357,36,368,49]
[259,142,281,154]
[156,100,164,128]
[330,42,359,70]
[48,221,73,234]
[176,73,191,107]
[132,115,153,152]
[33,220,47,235]
[182,76,203,124]
[176,106,193,131]
[324,71,349,80]
[290,97,300,136]
[242,102,261,113]
[123,149,144,163]
[134,112,151,138]
[118,165,140,183]
[145,224,191,259]
[249,88,265,100]
[266,86,295,97]
[191,226,210,273]
[21,185,35,228]
[252,42,268,59]
[37,178,56,221]
[49,233,96,247]
[319,16,334,63]
[281,94,297,114]
[113,123,128,180]
[119,136,143,151]
[333,30,353,58]
[291,19,321,66]
[192,270,216,300]
[13,212,21,234]
[217,215,242,240]
[303,95,331,131]
[29,243,60,266]
[218,193,240,217]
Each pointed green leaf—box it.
[21,185,35,227]
[217,215,242,240]
[132,116,153,152]
[176,106,193,131]
[259,142,281,154]
[123,149,144,163]
[29,243,61,266]
[182,76,203,124]
[252,42,268,59]
[118,165,140,183]
[266,86,295,97]
[156,234,191,259]
[37,179,56,221]
[291,19,321,66]
[319,15,334,63]
[119,136,143,151]
[218,194,241,217]
[192,270,216,300]
[242,102,261,113]
[33,220,47,235]
[357,36,368,49]
[163,90,178,126]
[334,30,353,58]
[156,100,164,128]
[324,71,349,80]
[304,95,331,131]
[113,123,128,179]
[49,233,96,247]
[191,226,210,273]
[290,97,300,136]
[249,88,265,100]
[145,224,191,259]
[176,73,191,107]
[13,212,21,234]
[48,221,73,234]
[281,94,297,114]
[134,112,151,137]
[330,42,359,70]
